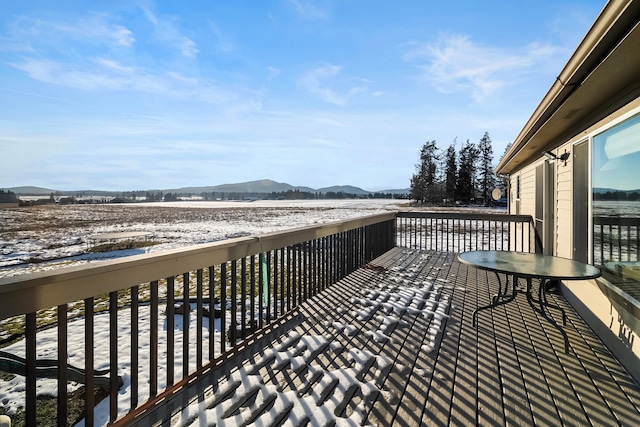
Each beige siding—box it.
[519,166,536,217]
[511,98,640,378]
[555,141,574,258]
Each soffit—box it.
[497,6,640,174]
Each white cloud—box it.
[299,64,346,105]
[405,33,560,103]
[298,63,368,106]
[286,0,326,19]
[142,7,199,58]
[57,15,136,48]
[267,66,281,80]
[10,58,160,92]
[9,56,245,105]
[5,13,135,50]
[207,21,236,53]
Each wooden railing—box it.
[396,211,540,253]
[0,210,538,426]
[0,213,395,426]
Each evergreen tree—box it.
[410,140,440,204]
[456,140,478,204]
[410,174,425,203]
[477,132,495,206]
[0,189,19,203]
[496,142,512,196]
[444,144,457,204]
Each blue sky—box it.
[0,0,604,192]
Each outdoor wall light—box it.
[544,150,570,162]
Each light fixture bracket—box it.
[544,150,570,164]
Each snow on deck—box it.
[164,248,640,426]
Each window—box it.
[592,113,640,302]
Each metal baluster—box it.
[166,277,175,386]
[182,272,189,377]
[241,258,247,339]
[109,291,118,422]
[280,248,287,314]
[250,255,256,324]
[84,298,95,426]
[25,312,36,426]
[131,286,139,409]
[220,263,227,354]
[196,269,203,369]
[231,260,237,343]
[150,281,158,396]
[208,267,215,361]
[57,304,67,427]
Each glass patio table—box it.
[457,250,601,352]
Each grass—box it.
[0,386,109,427]
[87,240,158,253]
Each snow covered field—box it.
[0,199,408,278]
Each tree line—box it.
[5,189,405,205]
[593,190,640,201]
[0,189,19,203]
[410,132,508,206]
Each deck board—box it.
[171,248,640,426]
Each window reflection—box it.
[592,114,640,302]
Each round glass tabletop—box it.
[457,251,601,280]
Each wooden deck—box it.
[170,248,640,426]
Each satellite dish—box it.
[491,188,502,201]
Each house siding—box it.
[555,141,574,259]
[510,99,640,381]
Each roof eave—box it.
[496,0,640,175]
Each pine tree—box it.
[410,140,440,204]
[456,140,478,204]
[444,144,457,204]
[477,132,495,206]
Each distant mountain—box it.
[8,179,410,196]
[317,185,369,195]
[593,187,640,194]
[6,186,56,195]
[168,179,315,194]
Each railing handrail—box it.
[0,212,396,321]
[594,216,640,226]
[396,210,539,254]
[397,210,533,222]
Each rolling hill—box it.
[7,179,409,196]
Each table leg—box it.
[540,279,566,325]
[528,278,567,325]
[525,278,570,353]
[472,272,518,326]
